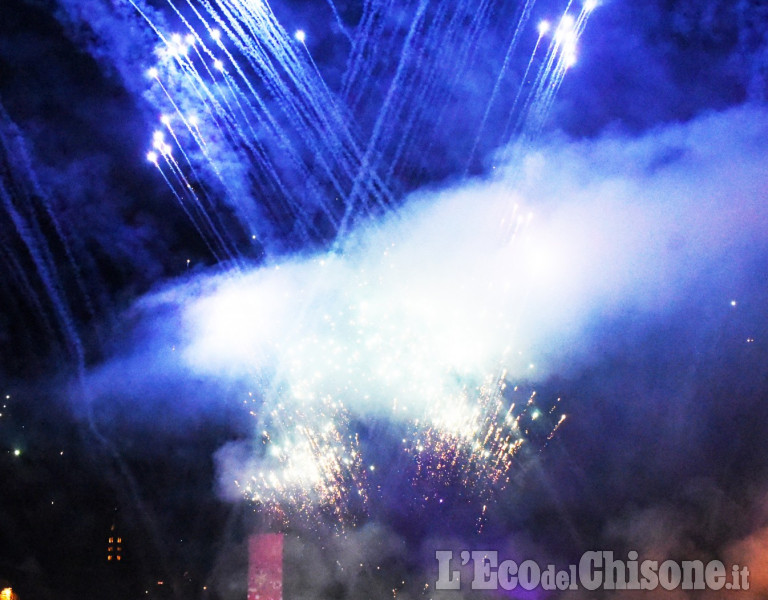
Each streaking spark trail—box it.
[134,0,597,254]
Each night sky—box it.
[1,0,768,599]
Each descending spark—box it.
[512,0,599,138]
[499,22,550,145]
[135,0,395,252]
[134,0,595,254]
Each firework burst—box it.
[128,0,598,528]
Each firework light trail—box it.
[0,106,87,368]
[114,0,601,528]
[134,0,595,250]
[136,0,395,254]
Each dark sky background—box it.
[1,0,768,599]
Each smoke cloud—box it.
[77,106,768,561]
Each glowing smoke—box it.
[180,105,768,390]
[79,104,768,522]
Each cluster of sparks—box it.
[126,0,600,527]
[405,375,566,494]
[230,373,567,528]
[235,396,369,528]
